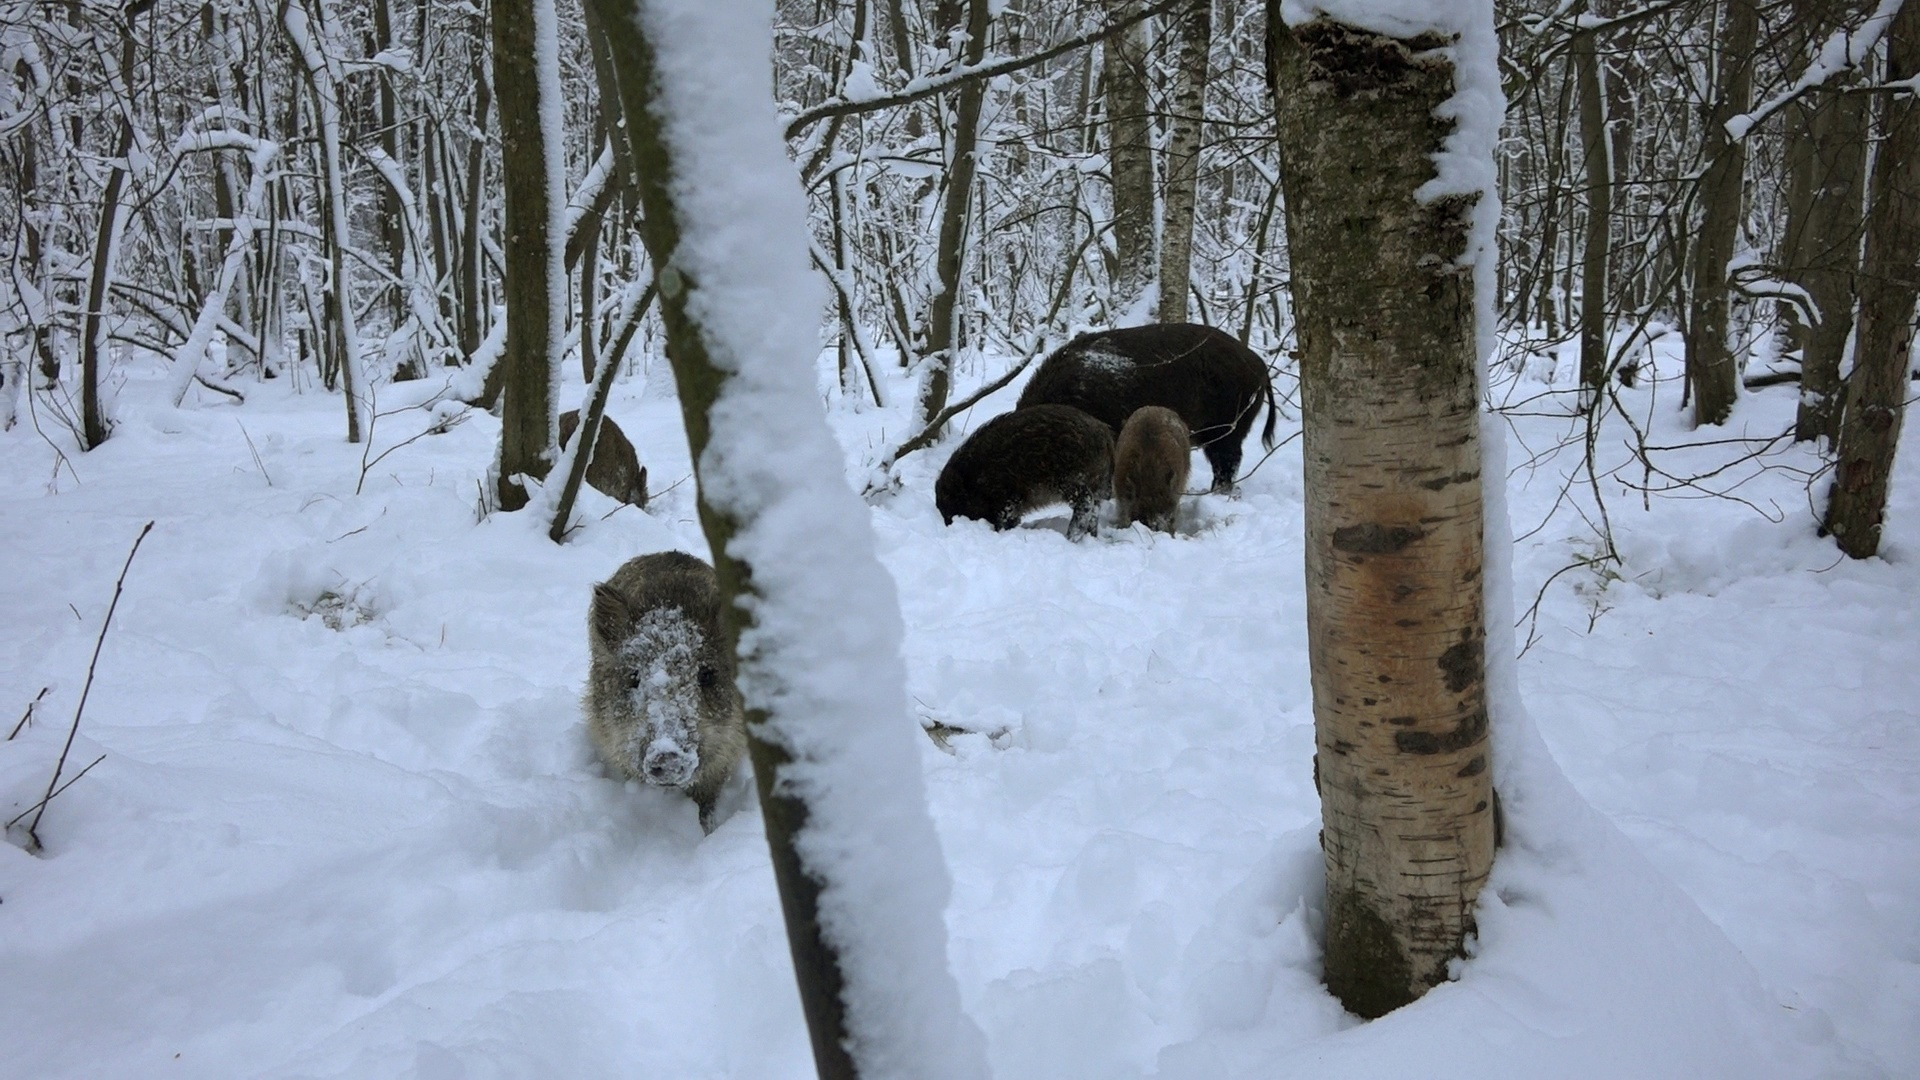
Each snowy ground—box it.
[1,337,1913,1078]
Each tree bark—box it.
[1684,0,1758,427]
[490,0,562,512]
[1105,0,1155,317]
[1269,9,1496,1019]
[1824,3,1920,558]
[1156,0,1211,325]
[1573,15,1611,391]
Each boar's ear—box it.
[590,583,632,649]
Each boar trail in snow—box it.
[559,409,649,509]
[936,404,1113,540]
[1016,322,1276,492]
[1114,406,1191,533]
[585,551,746,832]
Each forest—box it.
[1,0,1915,1077]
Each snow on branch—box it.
[1727,0,1903,140]
[782,0,1185,142]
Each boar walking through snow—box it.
[936,404,1114,540]
[585,551,746,832]
[1114,406,1191,533]
[1016,322,1276,492]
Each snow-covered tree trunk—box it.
[1269,3,1498,1019]
[1105,0,1154,319]
[490,0,566,512]
[1824,0,1920,559]
[1155,0,1210,325]
[584,2,990,1077]
[284,0,368,443]
[1684,0,1758,427]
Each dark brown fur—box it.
[1114,406,1191,533]
[1016,323,1276,492]
[585,551,746,833]
[559,409,649,509]
[936,404,1114,540]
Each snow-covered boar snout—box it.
[585,552,749,833]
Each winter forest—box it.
[1,0,1915,1076]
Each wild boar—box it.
[1113,406,1191,533]
[1016,322,1276,492]
[559,409,649,509]
[585,551,746,832]
[935,404,1114,540]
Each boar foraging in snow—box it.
[585,551,746,833]
[1114,406,1191,533]
[1016,322,1276,492]
[559,409,649,509]
[936,404,1114,540]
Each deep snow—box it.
[1,334,1914,1078]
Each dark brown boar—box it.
[1016,322,1275,492]
[585,551,747,833]
[559,409,649,509]
[1113,406,1191,533]
[935,404,1114,540]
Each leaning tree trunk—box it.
[1824,1,1920,559]
[1684,0,1758,427]
[490,0,563,512]
[1268,8,1497,1019]
[1105,0,1155,319]
[584,5,989,1079]
[78,15,139,452]
[1156,0,1212,324]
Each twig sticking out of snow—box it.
[7,688,50,741]
[8,520,153,855]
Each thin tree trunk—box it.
[915,0,991,430]
[1156,0,1210,324]
[1269,8,1496,1019]
[79,13,144,450]
[1105,0,1155,317]
[1684,0,1758,427]
[1824,3,1920,558]
[285,0,368,442]
[1574,16,1611,391]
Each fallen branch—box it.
[11,520,153,855]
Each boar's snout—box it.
[643,741,697,787]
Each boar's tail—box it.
[1260,369,1279,451]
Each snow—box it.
[2,320,1913,1078]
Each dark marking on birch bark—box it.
[1456,754,1486,778]
[1332,523,1424,553]
[1437,639,1481,692]
[1393,709,1487,755]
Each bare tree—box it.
[1684,0,1759,426]
[1155,0,1211,324]
[1105,0,1154,318]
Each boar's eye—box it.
[697,666,718,690]
[625,670,643,690]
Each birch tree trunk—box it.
[1684,0,1758,427]
[1105,0,1155,318]
[490,0,563,512]
[1155,0,1210,325]
[1824,2,1920,558]
[1269,7,1496,1019]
